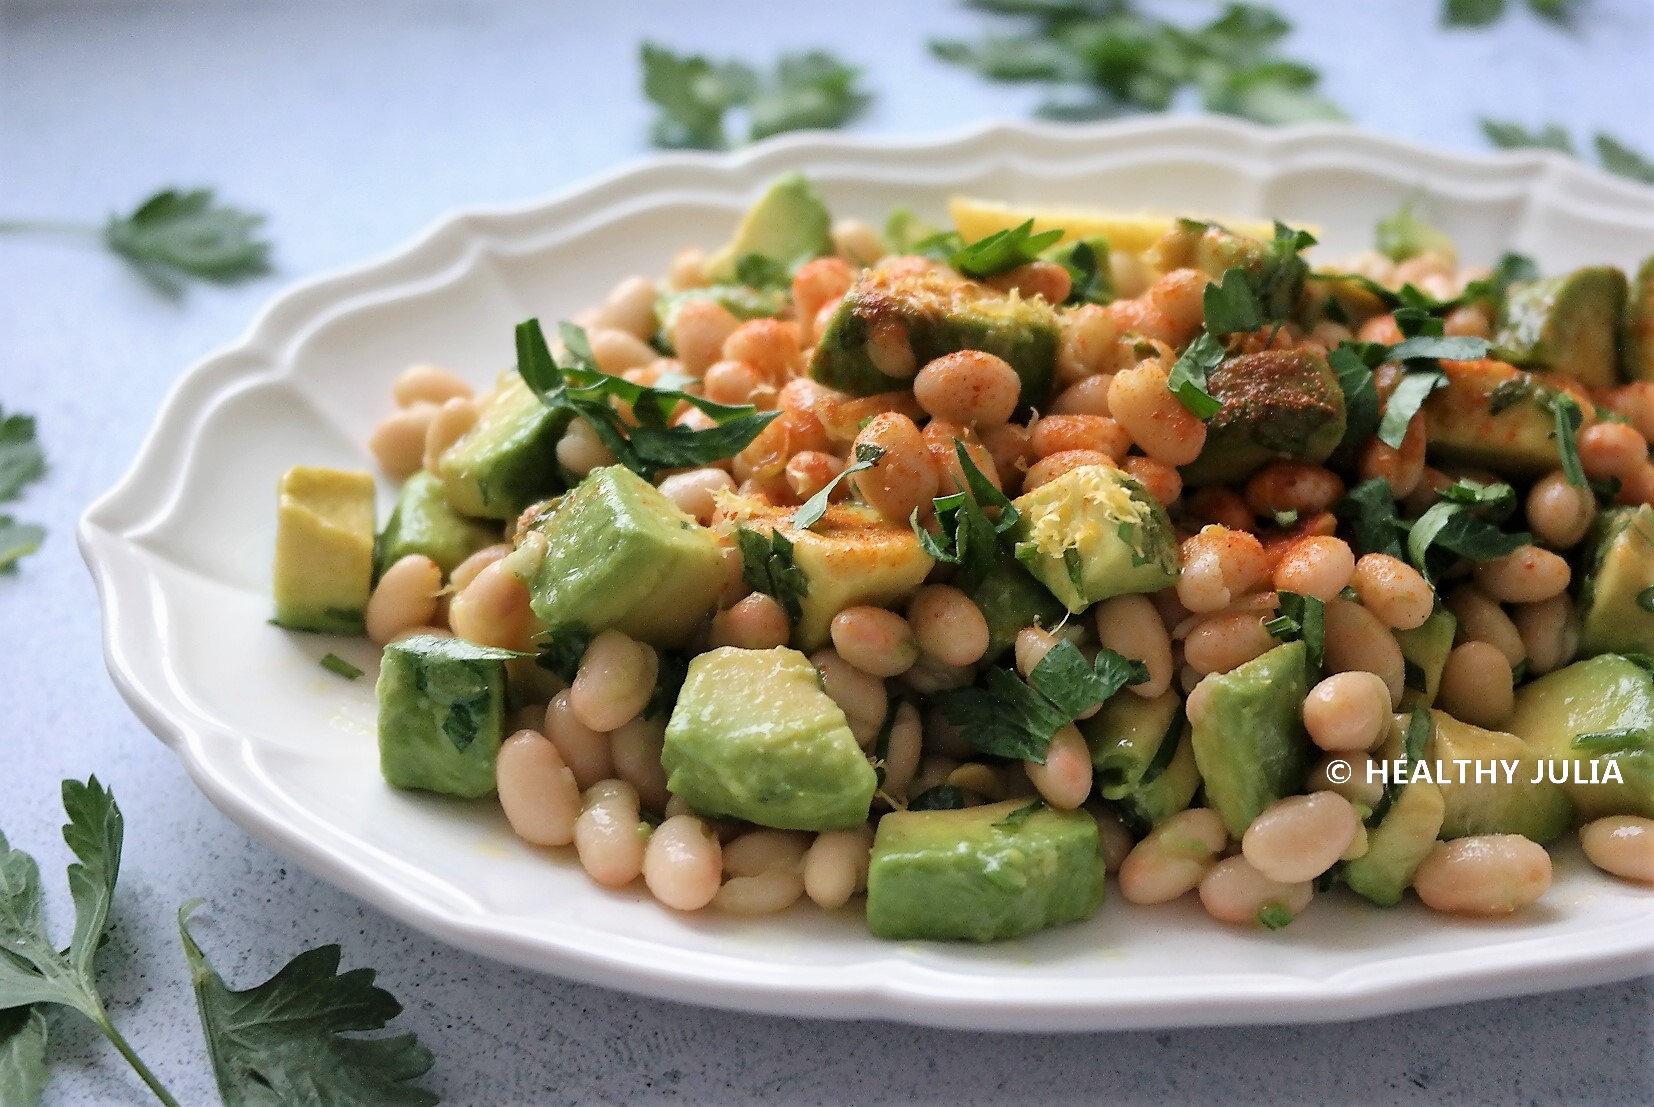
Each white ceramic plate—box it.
[81,117,1654,1031]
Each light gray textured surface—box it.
[3,1,1652,1103]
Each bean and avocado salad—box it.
[272,174,1654,941]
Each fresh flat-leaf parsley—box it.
[1375,200,1455,263]
[0,517,44,573]
[1264,591,1326,670]
[734,526,809,623]
[1368,707,1433,826]
[1375,370,1446,450]
[1202,267,1267,336]
[0,408,46,503]
[1482,121,1654,186]
[1327,345,1380,465]
[992,801,1044,831]
[1335,478,1409,562]
[640,44,869,149]
[1596,133,1654,185]
[1165,332,1226,421]
[1570,728,1648,755]
[0,1005,49,1107]
[1549,392,1588,488]
[1256,902,1295,929]
[792,443,884,530]
[1407,479,1531,582]
[948,219,1065,280]
[535,626,594,684]
[911,442,1021,594]
[1445,0,1577,26]
[319,653,364,680]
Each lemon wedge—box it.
[946,196,1315,255]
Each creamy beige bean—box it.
[449,543,510,592]
[898,655,975,696]
[610,716,671,813]
[543,690,614,791]
[1473,545,1571,604]
[593,276,658,339]
[1185,613,1276,675]
[447,559,533,650]
[1117,808,1228,905]
[365,555,442,645]
[1122,456,1182,508]
[1323,598,1405,707]
[722,829,811,878]
[803,826,875,909]
[1307,750,1385,808]
[1055,304,1119,385]
[657,467,736,525]
[667,247,708,291]
[811,649,888,748]
[881,702,923,799]
[1272,536,1356,602]
[393,363,473,408]
[1176,526,1270,614]
[1578,421,1649,483]
[850,412,939,523]
[830,606,919,677]
[988,260,1072,304]
[865,318,917,379]
[792,258,854,334]
[1198,856,1313,927]
[1050,374,1115,417]
[1437,641,1515,729]
[369,403,438,478]
[1349,553,1434,631]
[1513,593,1579,676]
[913,350,1021,426]
[710,593,791,650]
[1094,594,1173,698]
[947,762,1006,801]
[1245,462,1345,519]
[1526,471,1596,549]
[1024,725,1092,810]
[571,630,658,733]
[1412,835,1551,915]
[643,815,723,911]
[588,327,658,375]
[496,730,582,846]
[832,218,886,266]
[1108,359,1207,466]
[421,396,478,474]
[555,418,618,477]
[713,868,806,915]
[1024,449,1116,492]
[1446,585,1527,668]
[1302,671,1391,752]
[1580,816,1654,883]
[723,319,802,383]
[671,299,741,376]
[908,585,990,667]
[574,780,645,886]
[1013,626,1061,680]
[910,755,960,796]
[1242,792,1360,883]
[1030,414,1131,461]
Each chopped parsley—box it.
[911,442,1021,594]
[1548,392,1588,488]
[947,219,1064,280]
[734,525,809,623]
[791,443,884,530]
[1263,591,1326,671]
[1165,332,1227,421]
[318,653,364,680]
[1406,478,1531,583]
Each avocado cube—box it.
[1493,266,1627,389]
[377,470,503,578]
[1422,358,1596,477]
[1577,507,1654,658]
[1624,256,1654,382]
[720,502,934,653]
[1008,464,1179,614]
[1040,235,1114,304]
[377,633,516,798]
[1427,710,1571,843]
[969,553,1067,662]
[1146,219,1308,321]
[1506,655,1654,820]
[1180,349,1346,487]
[1189,642,1312,838]
[866,800,1104,943]
[657,285,790,348]
[437,372,571,520]
[1395,608,1457,711]
[703,172,834,283]
[809,266,1059,408]
[520,466,724,649]
[1081,688,1200,828]
[661,646,876,830]
[1344,715,1447,907]
[272,465,376,635]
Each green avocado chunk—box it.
[1081,688,1199,829]
[703,172,834,284]
[1189,642,1312,838]
[1422,358,1595,477]
[1180,349,1346,487]
[866,800,1104,943]
[809,266,1058,407]
[1427,710,1572,843]
[969,552,1068,662]
[1493,266,1627,389]
[1008,464,1180,613]
[272,465,376,635]
[1147,219,1309,321]
[1396,608,1457,711]
[1624,256,1654,382]
[519,466,724,649]
[1577,506,1654,659]
[437,372,572,520]
[377,633,516,798]
[376,470,502,578]
[1505,654,1654,820]
[661,646,876,830]
[1343,714,1448,906]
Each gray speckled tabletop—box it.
[4,1,1652,1103]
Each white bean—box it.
[643,815,723,911]
[496,730,581,846]
[803,826,874,909]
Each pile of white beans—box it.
[347,216,1654,930]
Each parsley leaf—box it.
[1202,267,1266,335]
[180,904,438,1107]
[941,641,1145,763]
[0,1006,49,1107]
[101,189,271,296]
[1336,478,1409,561]
[1057,240,1110,305]
[1571,728,1649,755]
[1443,0,1506,26]
[640,44,869,150]
[1549,392,1588,488]
[735,526,809,623]
[0,517,44,573]
[1375,200,1456,264]
[1375,369,1446,450]
[535,626,594,684]
[1265,591,1326,671]
[1165,332,1226,420]
[517,318,777,480]
[319,653,364,680]
[792,443,884,530]
[1327,345,1380,465]
[1595,133,1654,185]
[1481,118,1577,154]
[1369,707,1433,826]
[911,442,1020,594]
[0,409,45,503]
[1406,479,1531,582]
[948,219,1065,280]
[992,801,1044,831]
[1256,902,1295,929]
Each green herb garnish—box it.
[1482,121,1654,185]
[1335,478,1409,562]
[640,43,869,150]
[946,219,1065,280]
[792,443,884,530]
[1165,332,1227,421]
[1256,903,1295,930]
[1264,591,1326,671]
[0,406,47,573]
[992,801,1045,831]
[1570,728,1647,754]
[734,526,809,623]
[1375,199,1455,263]
[1406,478,1531,583]
[1444,0,1576,27]
[911,442,1021,594]
[319,653,364,680]
[907,785,966,811]
[535,626,595,684]
[1549,392,1588,489]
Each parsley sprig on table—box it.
[0,780,438,1107]
[0,405,47,573]
[1482,121,1654,186]
[641,44,871,150]
[1443,0,1576,28]
[0,188,271,296]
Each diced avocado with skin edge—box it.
[1344,714,1446,906]
[377,634,517,799]
[1008,465,1179,614]
[1190,642,1312,838]
[703,173,834,284]
[1577,506,1654,659]
[1427,710,1572,844]
[1396,608,1457,711]
[273,465,376,635]
[1080,688,1200,828]
[1624,256,1654,382]
[866,800,1104,943]
[970,553,1067,662]
[376,470,502,578]
[520,466,724,649]
[1493,267,1627,389]
[437,372,572,520]
[1180,350,1346,487]
[1505,654,1654,820]
[1422,359,1595,477]
[661,646,876,830]
[1146,219,1308,320]
[809,266,1059,408]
